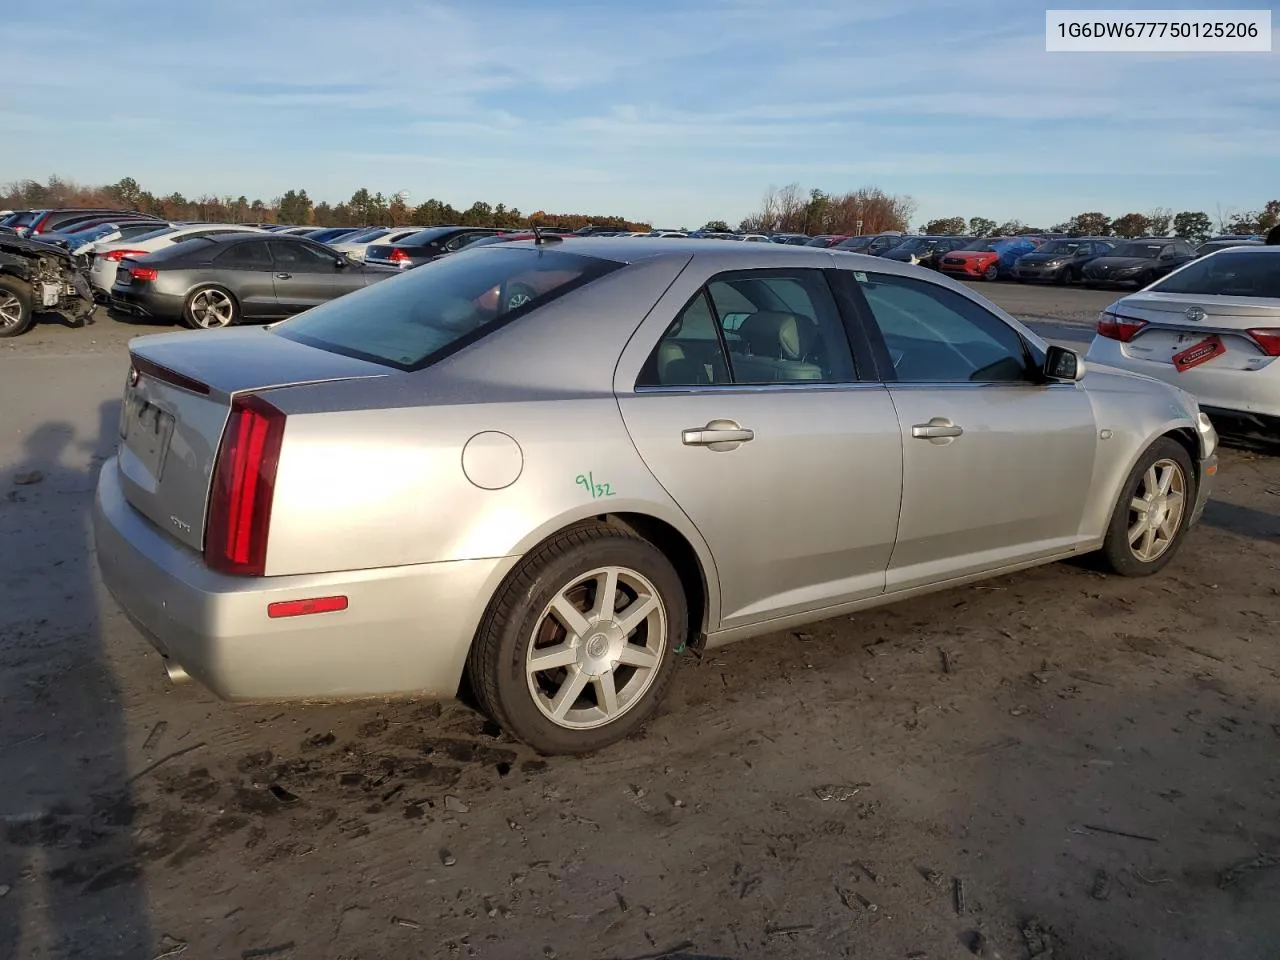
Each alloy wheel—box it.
[1127,458,1187,563]
[0,292,24,329]
[525,565,667,730]
[189,289,234,328]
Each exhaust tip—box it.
[164,659,191,685]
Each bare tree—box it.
[1146,207,1173,235]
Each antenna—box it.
[533,224,543,244]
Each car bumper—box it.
[940,262,989,278]
[1014,265,1060,281]
[93,458,516,700]
[90,259,116,296]
[1085,336,1280,420]
[108,285,184,321]
[1083,274,1144,286]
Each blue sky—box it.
[5,0,1278,228]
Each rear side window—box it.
[274,246,621,371]
[1151,252,1280,299]
[215,240,273,268]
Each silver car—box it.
[94,239,1218,754]
[1086,246,1280,430]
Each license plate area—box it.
[1172,335,1226,373]
[123,392,176,480]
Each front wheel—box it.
[1097,438,1195,577]
[983,264,1000,281]
[183,285,239,329]
[0,276,35,339]
[468,522,687,754]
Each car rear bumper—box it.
[108,286,185,321]
[1085,336,1280,419]
[93,457,516,701]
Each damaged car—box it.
[0,234,95,338]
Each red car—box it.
[938,237,1041,281]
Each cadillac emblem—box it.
[1184,306,1207,322]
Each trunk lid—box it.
[116,328,389,552]
[1113,292,1280,370]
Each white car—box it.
[88,224,266,297]
[330,226,424,262]
[1086,246,1280,430]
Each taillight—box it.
[1097,313,1147,343]
[388,247,411,263]
[1248,329,1280,356]
[105,249,146,262]
[204,394,286,576]
[129,266,159,281]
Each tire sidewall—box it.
[1103,438,1196,576]
[984,264,999,281]
[0,276,35,338]
[183,285,239,330]
[487,534,687,755]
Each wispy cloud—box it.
[6,0,1279,226]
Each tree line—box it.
[1,175,651,232]
[920,202,1279,243]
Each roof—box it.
[493,235,889,268]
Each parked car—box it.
[645,231,689,238]
[833,233,905,256]
[304,227,367,245]
[25,208,153,239]
[89,223,269,297]
[108,233,396,328]
[93,238,1217,754]
[365,226,506,269]
[881,236,973,270]
[0,232,96,337]
[939,236,1040,281]
[330,226,425,262]
[804,235,852,248]
[769,233,811,245]
[1195,238,1263,257]
[39,218,174,253]
[1081,238,1197,288]
[1013,238,1115,284]
[1086,246,1280,434]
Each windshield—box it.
[893,238,926,252]
[1109,242,1163,259]
[340,228,390,244]
[1150,251,1280,299]
[274,246,622,370]
[960,240,1000,252]
[1036,240,1084,255]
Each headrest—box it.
[739,311,815,361]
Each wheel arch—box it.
[183,280,241,310]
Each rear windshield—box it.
[273,246,622,371]
[340,228,390,243]
[1150,251,1280,299]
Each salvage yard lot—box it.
[2,283,1278,959]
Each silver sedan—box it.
[94,239,1219,754]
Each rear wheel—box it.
[183,285,239,329]
[468,522,687,755]
[1097,438,1195,577]
[0,277,35,339]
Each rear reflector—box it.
[1097,313,1147,343]
[1247,328,1280,356]
[267,596,348,619]
[204,394,286,577]
[129,266,159,281]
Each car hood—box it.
[1086,256,1152,271]
[0,234,75,264]
[945,250,997,259]
[1018,252,1068,264]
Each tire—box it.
[1096,438,1195,577]
[1054,267,1071,285]
[182,285,239,329]
[467,522,687,755]
[0,276,35,339]
[983,264,1000,281]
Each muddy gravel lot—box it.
[2,286,1279,960]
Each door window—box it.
[268,239,338,270]
[855,273,1032,383]
[638,270,857,387]
[214,240,273,269]
[444,232,488,252]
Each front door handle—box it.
[275,272,292,280]
[911,418,964,443]
[682,419,755,449]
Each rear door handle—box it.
[911,418,963,442]
[275,272,292,279]
[682,421,755,448]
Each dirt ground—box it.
[2,287,1279,960]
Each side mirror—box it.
[1044,344,1084,382]
[334,256,348,268]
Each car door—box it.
[268,239,359,314]
[842,269,1099,591]
[615,266,903,631]
[210,238,280,318]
